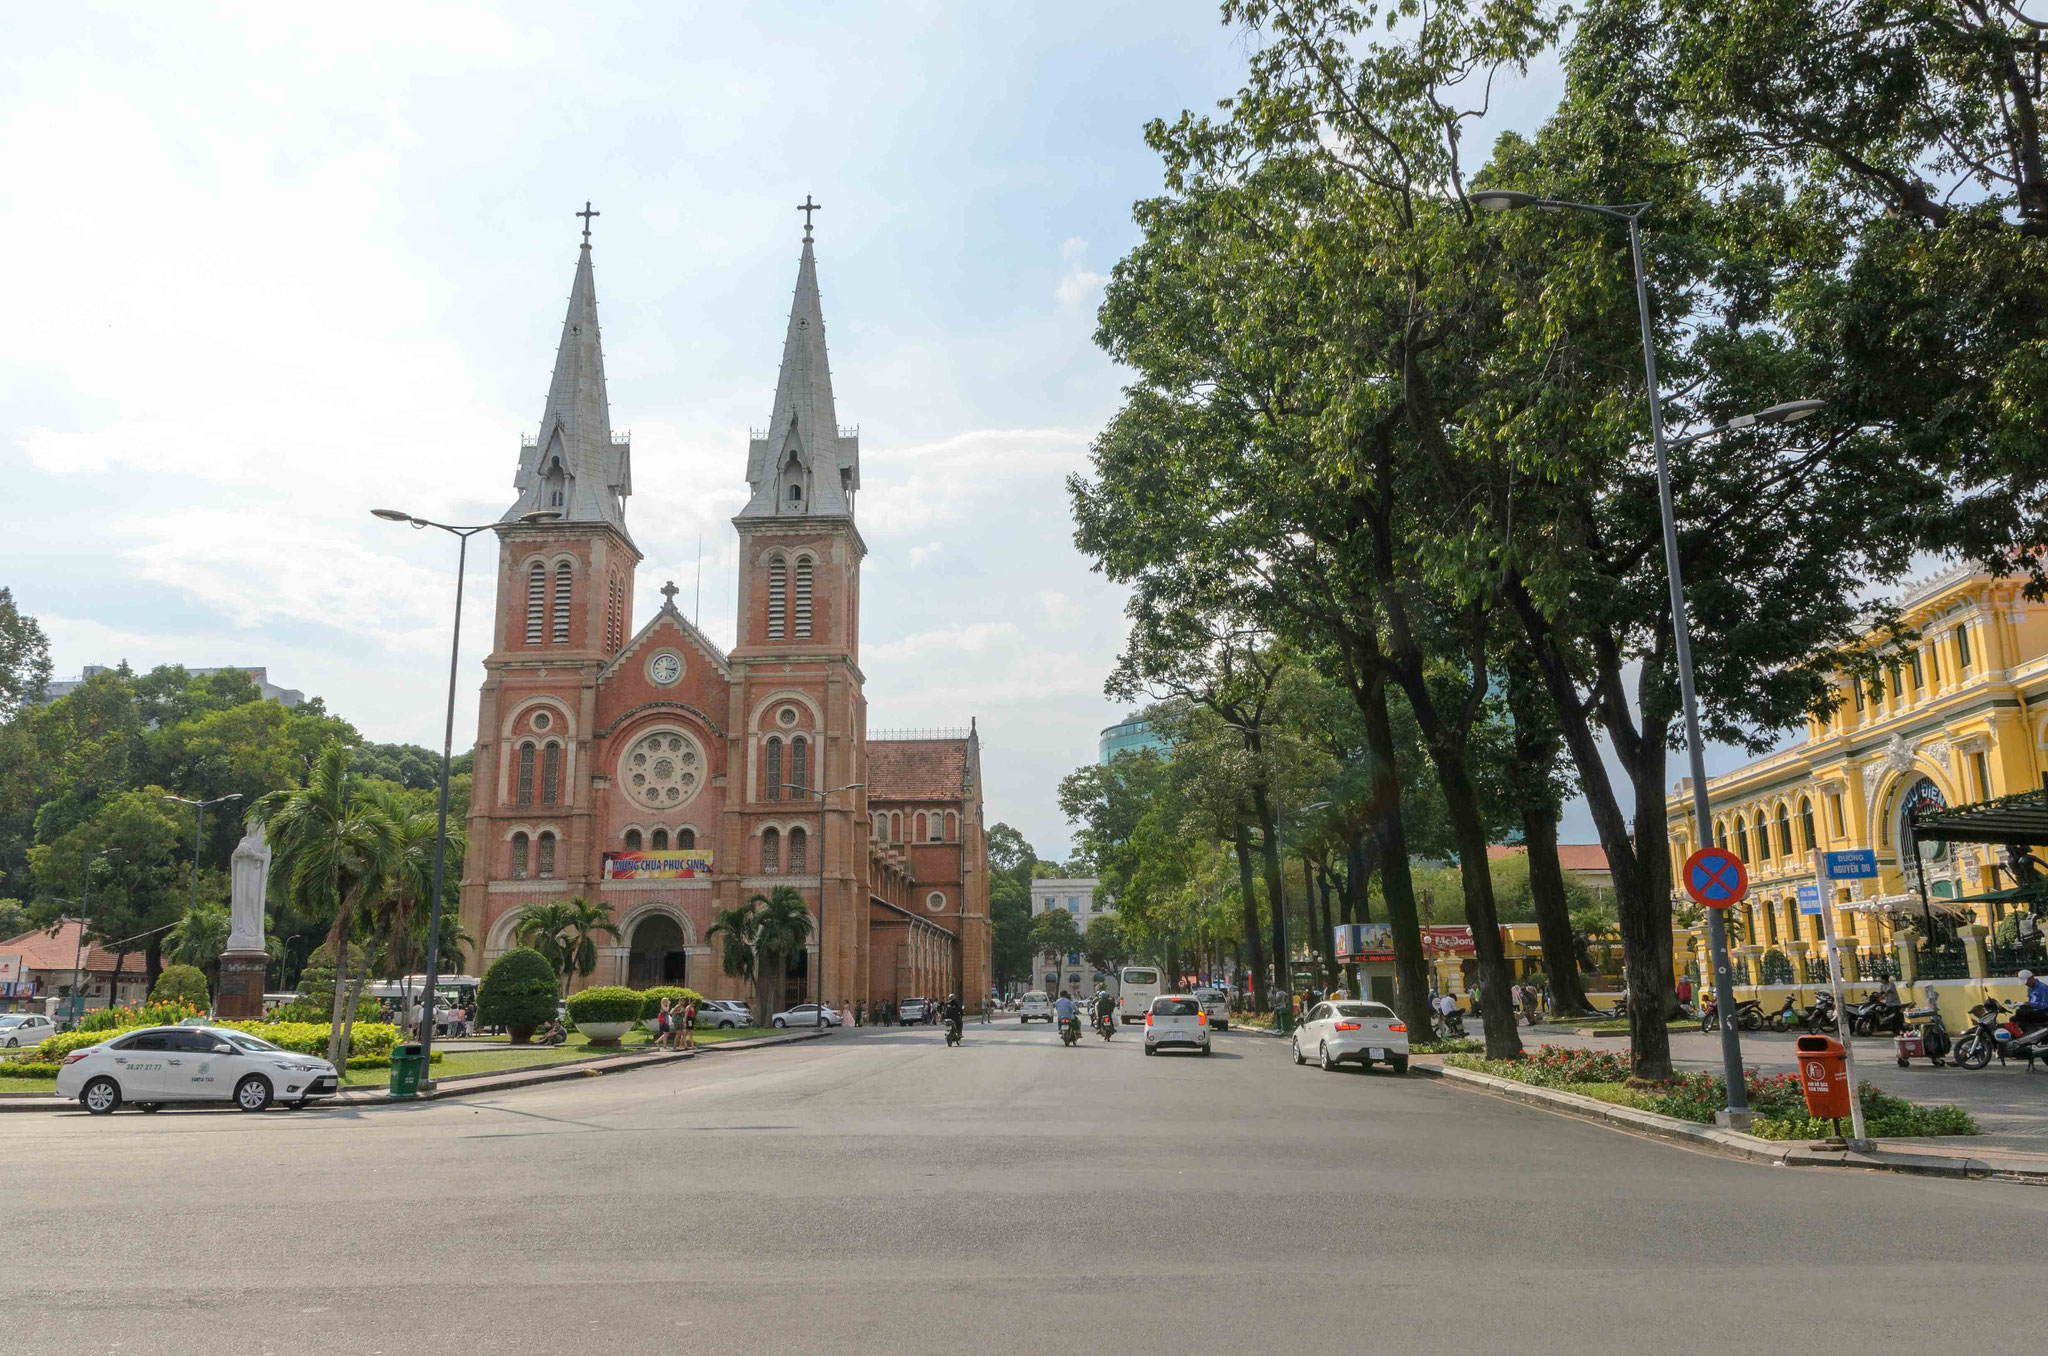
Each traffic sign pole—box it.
[1811,850,1870,1149]
[1682,846,1750,1124]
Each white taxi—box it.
[1192,987,1230,1031]
[1142,994,1211,1056]
[1017,991,1053,1023]
[1291,999,1409,1074]
[0,1013,55,1048]
[55,1025,340,1114]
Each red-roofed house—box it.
[0,919,152,1014]
[1486,843,1614,896]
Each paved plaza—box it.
[14,1023,2047,1354]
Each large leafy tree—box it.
[0,587,51,722]
[29,786,185,993]
[513,897,617,1002]
[249,746,398,1066]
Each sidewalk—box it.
[0,1027,834,1114]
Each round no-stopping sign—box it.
[1682,846,1748,909]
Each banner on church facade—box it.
[603,851,714,880]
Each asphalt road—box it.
[14,1022,2048,1355]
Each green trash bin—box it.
[388,1041,424,1099]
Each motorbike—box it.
[945,1013,963,1047]
[1766,995,1803,1033]
[1800,992,1840,1034]
[1433,1009,1467,1040]
[1844,991,1907,1038]
[1096,1012,1115,1041]
[1699,995,1764,1032]
[1958,998,2048,1070]
[1060,1014,1082,1047]
[1953,998,2009,1070]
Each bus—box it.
[1116,965,1161,1025]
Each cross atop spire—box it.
[740,223,860,520]
[660,580,679,606]
[797,194,821,240]
[577,201,600,246]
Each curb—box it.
[0,1028,836,1114]
[1429,1061,2045,1184]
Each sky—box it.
[1,1,1796,860]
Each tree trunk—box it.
[1311,858,1338,994]
[1522,801,1590,1016]
[1417,737,1523,1061]
[340,970,368,1065]
[1249,781,1289,1011]
[326,928,351,1069]
[107,948,127,1014]
[1231,822,1269,1012]
[1354,681,1434,1037]
[144,934,163,993]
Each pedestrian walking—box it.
[681,997,697,1050]
[654,997,673,1050]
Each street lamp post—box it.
[1472,188,1826,1125]
[785,781,864,1029]
[161,792,243,924]
[372,506,559,1084]
[60,850,116,1029]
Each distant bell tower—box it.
[722,195,869,1018]
[461,205,641,954]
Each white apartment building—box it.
[1025,877,1113,997]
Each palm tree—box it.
[250,746,399,1067]
[360,784,463,1025]
[514,897,618,1001]
[165,902,231,997]
[748,886,814,1021]
[706,900,760,1013]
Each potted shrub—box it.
[479,947,558,1044]
[565,985,644,1046]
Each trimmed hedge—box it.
[479,947,559,1030]
[2,1061,60,1078]
[78,1000,206,1034]
[37,1021,402,1063]
[565,985,644,1025]
[149,965,212,1007]
[635,986,707,1021]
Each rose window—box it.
[623,731,701,809]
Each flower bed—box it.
[1446,1045,1977,1139]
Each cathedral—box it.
[458,208,991,1015]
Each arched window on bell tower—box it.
[767,556,787,639]
[552,563,572,644]
[794,556,813,638]
[526,562,546,645]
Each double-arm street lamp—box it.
[1473,189,1825,1126]
[784,781,865,1029]
[161,792,243,923]
[372,506,559,1083]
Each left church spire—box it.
[506,205,633,543]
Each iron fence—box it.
[1918,946,1971,980]
[1801,955,1832,985]
[1859,951,1901,981]
[1988,942,2047,977]
[1759,950,1795,985]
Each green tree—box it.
[513,897,618,1002]
[706,900,760,1008]
[0,898,27,940]
[477,946,558,1039]
[749,887,814,1021]
[1027,907,1082,994]
[30,786,185,994]
[248,745,398,1066]
[149,963,210,1007]
[1082,913,1128,981]
[165,899,231,995]
[0,587,51,721]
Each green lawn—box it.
[2,1026,786,1095]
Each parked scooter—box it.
[1766,995,1803,1032]
[1844,990,1907,1038]
[1953,998,2010,1070]
[1700,995,1765,1032]
[1800,992,1840,1034]
[1972,998,2048,1070]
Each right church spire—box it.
[741,203,859,520]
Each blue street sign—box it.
[1796,884,1823,916]
[1823,849,1878,880]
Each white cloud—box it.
[1039,590,1081,628]
[862,427,1093,533]
[866,621,1021,662]
[908,542,943,566]
[1056,236,1111,307]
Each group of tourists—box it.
[650,996,697,1051]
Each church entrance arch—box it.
[628,913,688,989]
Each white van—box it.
[1116,966,1162,1024]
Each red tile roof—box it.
[867,739,968,801]
[1487,843,1611,874]
[1,919,125,973]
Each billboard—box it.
[1333,924,1393,960]
[0,954,20,984]
[602,850,714,880]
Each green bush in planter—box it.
[565,985,644,1025]
[479,947,559,1036]
[635,986,707,1021]
[149,964,212,1008]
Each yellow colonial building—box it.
[1666,563,2048,1018]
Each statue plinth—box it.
[216,951,269,1019]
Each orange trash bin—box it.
[1795,1034,1852,1119]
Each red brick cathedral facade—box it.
[459,221,990,1014]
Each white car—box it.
[0,1013,55,1049]
[696,1000,751,1030]
[1142,994,1211,1056]
[1017,991,1053,1023]
[1291,999,1409,1074]
[55,1025,341,1114]
[1192,987,1230,1031]
[769,1004,842,1028]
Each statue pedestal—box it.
[216,951,269,1019]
